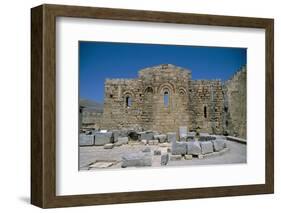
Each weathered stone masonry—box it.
[223,66,247,138]
[100,64,246,139]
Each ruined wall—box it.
[189,80,224,134]
[138,64,190,134]
[81,111,103,129]
[102,79,143,130]
[100,64,246,138]
[102,64,191,134]
[224,67,247,139]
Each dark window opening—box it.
[224,106,228,112]
[164,91,169,107]
[109,94,113,98]
[204,106,207,118]
[145,87,153,94]
[126,96,132,108]
[225,120,229,127]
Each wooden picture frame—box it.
[31,4,274,208]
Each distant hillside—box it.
[80,99,103,113]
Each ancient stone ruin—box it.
[85,64,246,139]
[79,64,247,169]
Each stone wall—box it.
[102,79,143,130]
[224,66,247,138]
[81,111,103,129]
[139,64,190,134]
[189,80,224,134]
[98,64,246,138]
[102,64,191,134]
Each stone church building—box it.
[100,64,246,138]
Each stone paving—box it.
[79,140,246,170]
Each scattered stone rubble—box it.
[80,127,234,168]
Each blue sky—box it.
[79,41,246,103]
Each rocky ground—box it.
[79,140,246,170]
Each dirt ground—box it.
[79,140,246,170]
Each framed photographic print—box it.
[31,4,274,208]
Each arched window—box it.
[164,91,169,107]
[145,87,153,94]
[204,106,207,118]
[125,96,132,108]
[179,88,187,96]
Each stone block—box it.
[212,140,226,152]
[214,135,227,140]
[200,133,209,137]
[94,132,113,146]
[79,134,94,146]
[115,137,129,146]
[203,151,221,158]
[200,141,214,154]
[184,154,193,160]
[188,132,196,137]
[159,142,170,147]
[170,155,182,161]
[139,131,154,141]
[104,143,114,149]
[171,141,187,155]
[85,130,93,135]
[167,132,176,143]
[187,132,196,141]
[226,136,246,144]
[198,132,210,141]
[148,140,158,145]
[119,129,128,137]
[187,142,202,155]
[141,139,148,145]
[142,147,151,153]
[89,161,115,169]
[179,136,187,141]
[210,136,216,140]
[187,137,195,142]
[161,154,169,165]
[121,152,152,168]
[154,134,167,143]
[154,149,161,155]
[111,130,120,142]
[179,126,188,138]
[219,147,230,154]
[198,154,204,159]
